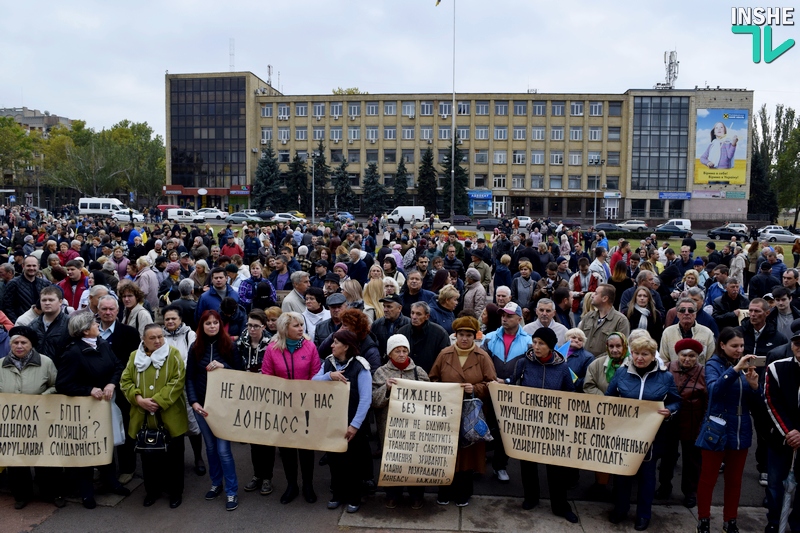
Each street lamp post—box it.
[449,0,456,224]
[311,151,316,225]
[590,158,605,227]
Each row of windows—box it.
[260,125,622,142]
[260,100,623,119]
[630,96,689,192]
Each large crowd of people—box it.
[1,205,800,532]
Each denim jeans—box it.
[196,414,238,496]
[766,446,800,530]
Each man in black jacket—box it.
[397,301,450,373]
[749,262,781,300]
[313,293,346,348]
[96,294,145,483]
[370,295,410,359]
[1,255,50,322]
[29,286,71,368]
[712,279,751,331]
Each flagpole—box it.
[450,0,456,225]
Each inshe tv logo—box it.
[732,7,795,63]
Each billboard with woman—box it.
[694,108,748,185]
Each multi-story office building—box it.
[166,72,753,221]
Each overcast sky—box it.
[2,1,798,139]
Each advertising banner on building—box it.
[378,380,463,487]
[0,393,114,467]
[694,108,749,185]
[488,382,664,476]
[204,370,349,453]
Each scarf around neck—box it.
[634,305,650,330]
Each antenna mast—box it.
[654,51,679,90]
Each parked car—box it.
[272,213,307,224]
[196,208,228,220]
[707,226,748,240]
[242,209,258,216]
[515,216,533,228]
[594,222,629,233]
[759,225,785,234]
[448,214,472,225]
[618,220,649,231]
[166,208,204,224]
[413,217,450,230]
[323,211,354,223]
[475,218,501,231]
[759,228,799,243]
[225,212,262,224]
[113,209,145,223]
[285,210,306,218]
[655,223,689,238]
[725,223,749,234]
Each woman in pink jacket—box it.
[261,312,321,505]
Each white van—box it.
[166,208,204,223]
[658,219,692,231]
[78,197,133,219]
[387,206,425,224]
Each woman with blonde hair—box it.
[261,312,321,505]
[190,260,210,290]
[367,264,385,283]
[362,279,385,321]
[341,279,366,313]
[383,276,400,296]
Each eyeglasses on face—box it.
[676,308,696,314]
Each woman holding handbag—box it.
[695,327,760,533]
[120,323,188,509]
[505,327,579,523]
[428,315,497,507]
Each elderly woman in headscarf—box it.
[313,329,372,513]
[120,323,188,509]
[372,334,431,509]
[0,326,63,510]
[429,315,497,507]
[505,327,579,523]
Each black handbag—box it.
[135,412,171,454]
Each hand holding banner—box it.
[204,369,350,453]
[0,393,113,467]
[488,382,664,476]
[378,379,463,487]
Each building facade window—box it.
[475,126,489,140]
[512,175,525,189]
[607,151,620,166]
[402,149,414,163]
[457,101,470,115]
[457,126,470,140]
[531,175,543,189]
[513,126,526,140]
[631,97,688,190]
[550,151,564,165]
[494,126,508,140]
[589,101,603,116]
[348,151,360,163]
[348,173,360,188]
[384,127,396,140]
[313,102,325,117]
[570,126,583,141]
[330,102,342,117]
[439,126,451,140]
[531,150,545,164]
[475,150,488,164]
[570,102,584,116]
[348,103,361,117]
[439,102,452,116]
[532,126,545,141]
[474,174,486,187]
[330,150,343,163]
[587,176,599,190]
[278,127,290,141]
[366,102,379,116]
[384,150,397,163]
[402,101,416,116]
[512,150,526,164]
[493,174,507,188]
[549,175,562,189]
[261,104,272,118]
[296,103,308,117]
[589,127,602,141]
[551,126,564,141]
[609,101,622,116]
[384,174,395,187]
[532,101,546,116]
[278,104,290,119]
[420,101,433,116]
[607,127,621,141]
[330,127,342,141]
[278,150,290,163]
[569,151,582,165]
[402,126,415,140]
[420,126,433,140]
[313,127,324,140]
[475,101,489,115]
[295,127,307,141]
[513,101,527,116]
[568,175,582,190]
[384,102,397,116]
[348,127,360,140]
[495,101,508,115]
[552,101,565,116]
[366,126,378,141]
[261,127,272,142]
[493,150,507,164]
[606,176,619,190]
[366,150,378,163]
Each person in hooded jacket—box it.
[318,308,381,372]
[695,328,761,533]
[606,335,681,531]
[505,326,579,523]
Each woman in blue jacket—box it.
[507,328,578,523]
[606,335,680,531]
[695,328,760,533]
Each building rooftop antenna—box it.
[229,38,235,71]
[267,65,273,86]
[654,50,679,90]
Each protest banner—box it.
[204,369,349,453]
[378,379,463,487]
[0,393,113,467]
[488,382,664,476]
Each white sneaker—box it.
[760,473,768,486]
[496,469,510,482]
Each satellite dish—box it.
[198,188,208,196]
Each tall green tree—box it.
[775,127,800,227]
[748,149,778,221]
[393,158,409,208]
[417,147,438,215]
[252,142,282,211]
[285,154,309,214]
[440,139,469,218]
[331,159,357,212]
[751,104,798,220]
[362,162,387,215]
[107,120,165,207]
[311,140,330,216]
[0,117,34,177]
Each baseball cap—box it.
[314,260,330,268]
[379,294,403,306]
[500,302,523,317]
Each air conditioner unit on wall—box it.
[441,114,449,119]
[408,114,415,119]
[261,139,268,144]
[315,116,321,121]
[370,139,376,144]
[348,139,354,144]
[350,116,356,121]
[334,139,340,144]
[427,139,433,144]
[281,140,287,145]
[457,139,463,145]
[333,115,340,120]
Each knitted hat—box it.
[165,262,181,274]
[452,315,480,334]
[674,338,704,355]
[465,267,481,281]
[693,257,704,266]
[9,325,38,349]
[531,327,558,350]
[334,262,348,274]
[386,334,410,357]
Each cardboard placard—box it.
[488,382,664,475]
[204,369,349,453]
[378,379,463,486]
[0,393,113,467]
